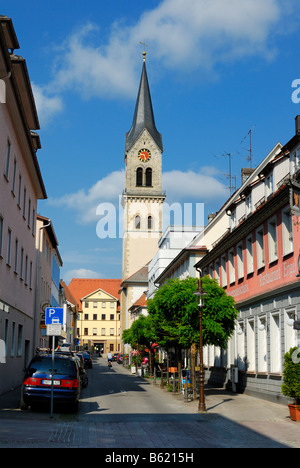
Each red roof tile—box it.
[67,278,122,312]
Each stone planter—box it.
[131,366,136,374]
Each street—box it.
[0,355,300,451]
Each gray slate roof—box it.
[125,61,163,153]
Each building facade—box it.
[196,116,300,403]
[68,279,121,354]
[0,17,47,394]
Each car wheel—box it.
[20,397,28,411]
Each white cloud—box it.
[47,170,125,224]
[48,167,228,224]
[36,0,293,122]
[163,169,228,202]
[63,268,103,284]
[31,83,63,126]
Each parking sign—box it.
[45,307,64,325]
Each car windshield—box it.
[28,357,76,375]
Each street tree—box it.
[147,275,238,366]
[122,314,157,373]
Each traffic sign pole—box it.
[50,335,55,418]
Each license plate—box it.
[42,379,60,386]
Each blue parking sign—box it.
[45,307,64,325]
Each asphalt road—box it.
[0,355,299,450]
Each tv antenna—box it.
[240,126,255,169]
[213,151,238,196]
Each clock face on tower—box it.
[138,148,151,162]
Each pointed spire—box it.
[125,53,163,153]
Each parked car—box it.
[20,353,81,411]
[77,352,93,369]
[83,352,93,368]
[74,355,88,388]
[117,353,124,364]
[112,352,119,361]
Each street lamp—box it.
[194,267,207,412]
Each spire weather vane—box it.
[140,41,148,60]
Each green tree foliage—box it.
[122,314,155,350]
[147,276,238,350]
[281,347,300,405]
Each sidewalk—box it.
[157,384,300,448]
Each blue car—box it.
[20,353,81,412]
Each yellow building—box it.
[68,279,121,354]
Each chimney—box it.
[295,115,300,135]
[208,213,216,224]
[241,167,255,185]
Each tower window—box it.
[135,215,141,229]
[136,168,143,186]
[145,168,152,187]
[148,216,153,230]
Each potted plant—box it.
[281,347,300,421]
[131,350,142,374]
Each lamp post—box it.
[194,268,207,412]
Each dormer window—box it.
[245,193,252,217]
[265,173,273,199]
[230,210,236,229]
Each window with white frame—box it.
[4,140,11,180]
[237,322,245,371]
[11,321,16,357]
[230,210,236,229]
[6,228,11,266]
[256,226,265,269]
[282,207,293,256]
[17,324,23,357]
[14,238,18,273]
[246,319,255,371]
[221,254,227,287]
[284,308,297,353]
[101,328,106,335]
[237,243,244,279]
[270,312,281,373]
[245,193,252,217]
[228,249,235,284]
[265,173,273,199]
[20,247,24,279]
[257,316,267,372]
[11,158,17,194]
[209,263,213,279]
[29,261,33,289]
[92,328,97,335]
[17,175,22,207]
[290,148,300,175]
[268,217,278,263]
[246,234,254,274]
[214,259,220,283]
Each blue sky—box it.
[2,0,300,283]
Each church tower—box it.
[121,52,165,280]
